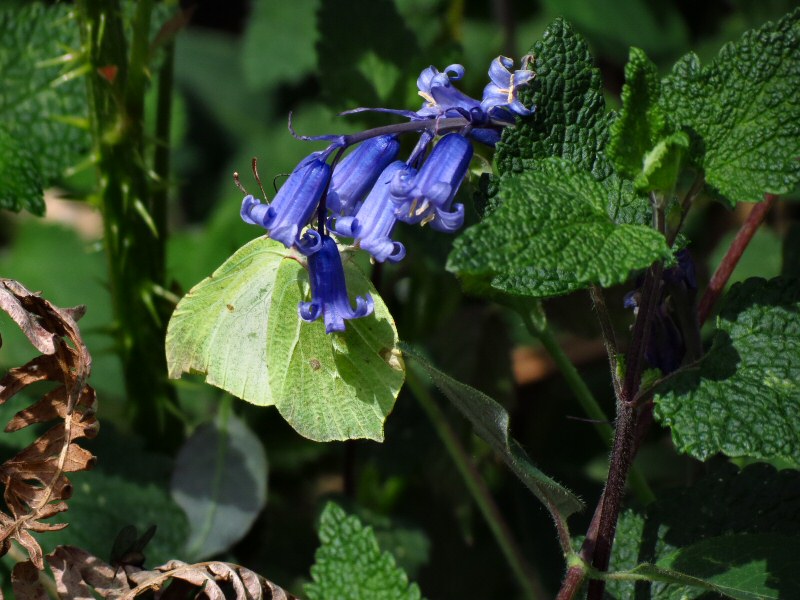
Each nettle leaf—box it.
[171,413,268,561]
[490,18,651,227]
[305,502,423,600]
[654,276,800,465]
[605,462,800,599]
[402,344,583,517]
[495,18,611,180]
[165,237,404,443]
[0,3,90,214]
[661,8,800,205]
[447,158,671,298]
[608,47,689,193]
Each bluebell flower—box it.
[481,55,535,121]
[327,135,400,215]
[240,151,330,253]
[298,235,374,333]
[391,133,470,232]
[329,161,412,263]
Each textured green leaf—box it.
[608,47,667,180]
[605,463,800,599]
[448,158,671,298]
[490,18,651,227]
[402,344,583,517]
[241,0,319,91]
[165,236,404,442]
[0,3,90,214]
[495,18,612,181]
[654,277,800,465]
[170,413,268,560]
[316,0,419,109]
[635,131,689,192]
[661,8,800,205]
[0,126,43,214]
[305,502,423,600]
[608,48,689,192]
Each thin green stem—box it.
[407,370,545,600]
[518,305,655,506]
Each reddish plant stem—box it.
[697,194,777,325]
[556,565,587,600]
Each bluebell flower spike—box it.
[298,235,374,333]
[327,135,400,215]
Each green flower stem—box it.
[76,0,181,450]
[407,369,546,600]
[517,304,655,506]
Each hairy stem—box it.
[589,285,621,398]
[407,370,546,600]
[76,0,181,450]
[697,194,777,325]
[518,303,655,505]
[582,262,664,600]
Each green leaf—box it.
[401,344,583,517]
[305,502,423,600]
[165,237,405,442]
[635,131,689,192]
[608,48,667,179]
[654,276,800,465]
[0,126,43,214]
[495,18,612,181]
[605,463,800,599]
[316,0,419,109]
[40,469,189,567]
[490,18,651,227]
[170,412,268,561]
[447,158,671,298]
[661,8,800,205]
[0,3,90,214]
[241,0,319,91]
[607,47,689,192]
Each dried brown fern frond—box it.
[45,546,299,599]
[0,279,98,569]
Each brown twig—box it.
[697,194,777,325]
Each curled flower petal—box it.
[241,152,331,250]
[429,203,465,233]
[328,135,400,215]
[298,235,374,334]
[480,55,535,118]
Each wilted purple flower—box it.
[481,55,535,121]
[298,235,374,333]
[327,135,401,215]
[624,249,697,374]
[240,152,330,253]
[391,133,470,232]
[329,161,412,263]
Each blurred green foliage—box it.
[1,0,799,597]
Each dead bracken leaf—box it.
[11,560,48,600]
[47,546,299,600]
[0,279,98,569]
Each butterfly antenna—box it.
[233,171,247,195]
[252,157,269,201]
